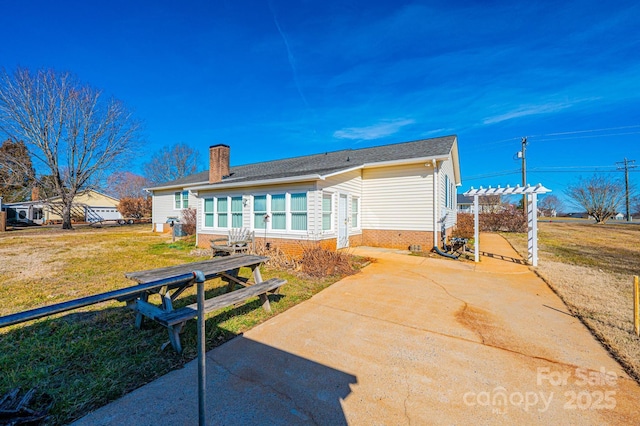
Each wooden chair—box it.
[211,228,255,257]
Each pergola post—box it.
[474,195,479,262]
[464,183,550,266]
[527,192,539,266]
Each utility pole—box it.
[616,158,637,221]
[518,137,528,213]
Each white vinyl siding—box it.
[439,159,457,230]
[153,189,198,231]
[316,170,363,239]
[362,163,433,231]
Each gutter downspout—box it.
[432,159,439,248]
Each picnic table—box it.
[121,254,286,353]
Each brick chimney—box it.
[209,144,230,183]
[31,187,40,201]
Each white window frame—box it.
[203,197,215,228]
[250,191,308,232]
[253,194,268,230]
[289,192,308,231]
[322,192,333,232]
[216,196,229,228]
[174,191,188,210]
[202,195,243,230]
[270,193,286,231]
[351,196,360,229]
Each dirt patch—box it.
[455,304,553,361]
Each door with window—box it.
[338,194,348,248]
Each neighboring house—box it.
[3,190,122,225]
[456,194,502,213]
[148,136,461,254]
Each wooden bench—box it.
[155,278,286,353]
[211,228,255,256]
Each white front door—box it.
[338,194,348,249]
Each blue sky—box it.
[1,0,639,205]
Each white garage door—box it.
[86,207,122,222]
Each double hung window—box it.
[174,191,188,209]
[351,197,359,228]
[322,194,332,231]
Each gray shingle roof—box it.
[151,135,456,189]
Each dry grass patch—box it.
[502,222,640,383]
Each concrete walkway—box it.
[74,234,640,425]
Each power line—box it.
[531,131,640,143]
[531,124,640,138]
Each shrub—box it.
[180,208,197,235]
[452,213,474,239]
[118,196,152,218]
[254,241,299,271]
[299,245,358,278]
[454,207,527,235]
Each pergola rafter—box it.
[463,183,551,266]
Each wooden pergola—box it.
[463,183,551,266]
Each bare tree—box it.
[565,174,625,224]
[481,195,504,213]
[0,138,35,202]
[107,171,150,199]
[632,195,640,218]
[0,68,140,229]
[144,143,201,185]
[538,195,564,217]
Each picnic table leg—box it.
[167,322,184,353]
[258,293,271,312]
[251,264,279,295]
[224,268,241,292]
[251,265,263,284]
[161,291,174,312]
[252,265,274,310]
[135,293,148,328]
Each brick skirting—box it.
[361,229,436,250]
[198,228,451,257]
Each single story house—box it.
[3,190,122,225]
[456,194,504,214]
[148,136,461,255]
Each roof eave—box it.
[364,154,451,169]
[189,174,323,191]
[146,181,209,192]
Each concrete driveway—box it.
[74,233,640,425]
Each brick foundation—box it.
[361,229,436,250]
[198,229,447,256]
[197,233,337,258]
